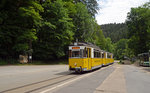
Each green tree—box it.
[126,2,150,55]
[33,0,74,60]
[73,2,100,43]
[96,30,106,50]
[105,37,114,53]
[114,39,128,59]
[74,0,99,17]
[0,0,43,59]
[73,2,91,41]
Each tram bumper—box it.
[69,66,81,71]
[75,67,81,71]
[75,67,88,72]
[69,66,87,72]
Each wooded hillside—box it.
[101,23,128,43]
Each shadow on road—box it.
[55,64,113,76]
[54,71,72,75]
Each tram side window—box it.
[98,52,100,58]
[94,50,100,58]
[94,51,96,58]
[83,48,87,57]
[94,51,97,58]
[102,53,104,58]
[100,52,102,58]
[80,49,83,58]
[107,55,111,58]
[110,55,112,58]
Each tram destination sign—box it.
[72,47,80,49]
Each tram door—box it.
[102,52,106,65]
[87,48,92,70]
[104,52,107,65]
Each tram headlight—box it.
[74,62,77,66]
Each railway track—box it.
[1,73,79,93]
[1,65,112,93]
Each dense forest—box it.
[0,0,113,63]
[101,23,128,43]
[0,0,149,64]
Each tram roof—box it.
[70,42,101,50]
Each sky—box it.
[96,0,150,25]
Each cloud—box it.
[96,0,149,25]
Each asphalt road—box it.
[0,65,69,92]
[124,65,150,93]
[50,65,114,93]
[0,63,150,93]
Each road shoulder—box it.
[94,64,127,93]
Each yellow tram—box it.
[68,42,114,72]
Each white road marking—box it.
[40,66,110,93]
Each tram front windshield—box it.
[69,49,84,58]
[72,50,80,57]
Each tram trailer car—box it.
[68,42,114,73]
